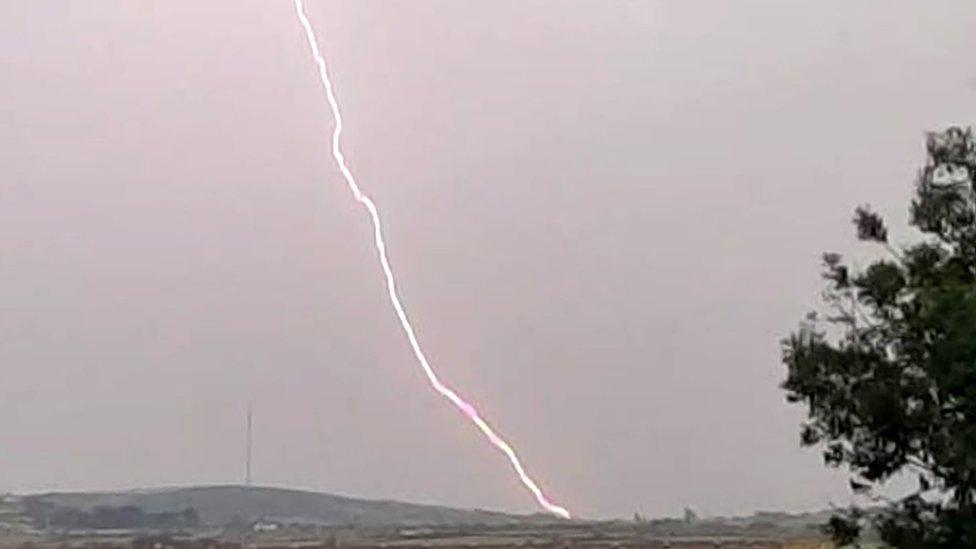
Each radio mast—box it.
[245,403,253,486]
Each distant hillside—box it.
[23,486,539,528]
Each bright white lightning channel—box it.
[292,0,571,519]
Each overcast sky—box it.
[2,1,975,519]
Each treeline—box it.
[24,501,200,530]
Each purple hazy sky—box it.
[2,1,975,518]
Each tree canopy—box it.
[782,127,976,547]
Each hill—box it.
[23,485,538,528]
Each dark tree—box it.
[782,127,976,548]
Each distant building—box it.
[252,521,280,532]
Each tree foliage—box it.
[782,127,976,547]
[23,499,201,531]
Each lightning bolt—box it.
[292,0,571,519]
